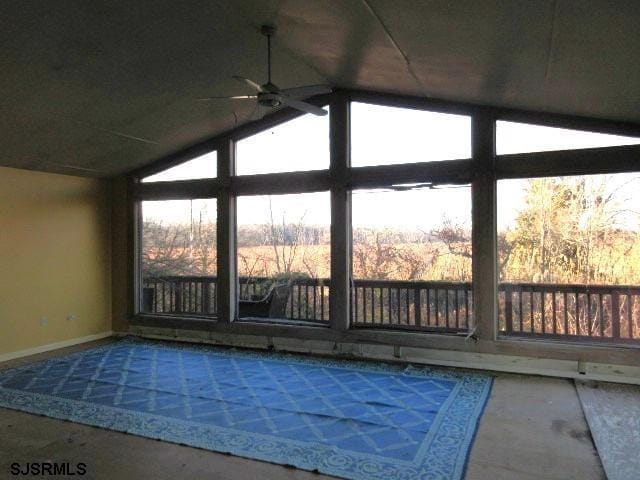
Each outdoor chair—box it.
[238,283,291,318]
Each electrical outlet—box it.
[40,316,48,326]
[66,314,76,321]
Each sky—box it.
[143,151,218,182]
[142,102,640,231]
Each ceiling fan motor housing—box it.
[258,92,282,108]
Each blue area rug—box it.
[0,338,492,480]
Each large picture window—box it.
[351,102,471,167]
[496,121,640,155]
[497,173,640,341]
[351,186,472,331]
[141,152,217,182]
[236,192,331,323]
[235,112,329,175]
[140,198,217,316]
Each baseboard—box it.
[126,326,640,385]
[0,331,114,363]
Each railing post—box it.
[504,285,513,334]
[202,281,211,314]
[414,287,422,327]
[175,282,182,314]
[612,291,621,340]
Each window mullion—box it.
[330,94,351,332]
[495,144,640,179]
[217,139,236,323]
[131,178,141,316]
[471,113,497,340]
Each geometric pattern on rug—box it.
[0,338,493,480]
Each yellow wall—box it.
[0,167,112,356]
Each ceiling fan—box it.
[198,25,331,117]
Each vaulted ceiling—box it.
[2,0,639,177]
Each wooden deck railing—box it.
[141,276,640,342]
[350,279,472,332]
[142,276,330,323]
[143,276,219,316]
[498,282,640,343]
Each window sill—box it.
[236,317,330,328]
[131,314,219,330]
[351,324,468,336]
[497,333,640,350]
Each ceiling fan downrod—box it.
[261,24,276,86]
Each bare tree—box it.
[430,217,472,260]
[265,197,307,275]
[142,221,194,277]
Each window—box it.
[497,173,640,341]
[142,151,217,182]
[140,199,217,316]
[235,112,329,175]
[351,186,472,331]
[351,102,471,167]
[131,90,640,352]
[236,192,331,323]
[348,101,474,333]
[496,121,640,155]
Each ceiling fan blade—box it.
[232,76,264,92]
[280,97,328,116]
[280,85,332,98]
[197,95,257,101]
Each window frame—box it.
[128,88,640,352]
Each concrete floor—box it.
[0,339,605,480]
